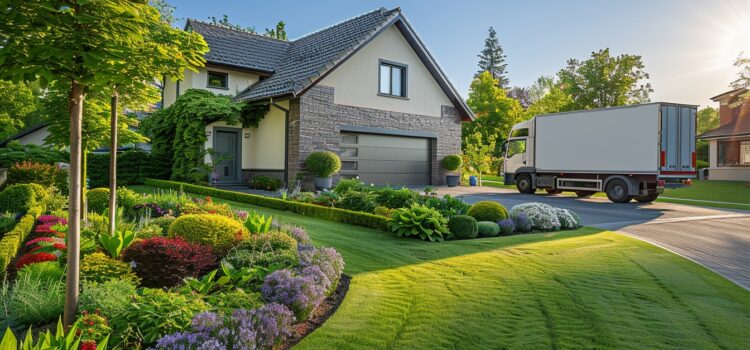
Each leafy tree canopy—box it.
[528,75,555,104]
[732,54,750,104]
[507,86,531,109]
[0,80,38,139]
[523,81,574,120]
[697,107,719,135]
[463,72,522,158]
[557,48,652,110]
[476,27,508,88]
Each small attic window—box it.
[207,71,228,89]
[378,60,407,98]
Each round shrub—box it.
[375,187,419,209]
[555,208,581,230]
[122,237,217,288]
[467,201,508,222]
[86,188,110,214]
[169,213,246,252]
[136,223,164,239]
[224,232,299,270]
[333,178,366,194]
[477,221,501,237]
[509,202,561,231]
[447,215,478,239]
[0,184,46,213]
[337,191,377,213]
[81,252,140,284]
[110,288,210,348]
[305,151,341,178]
[150,216,175,233]
[79,279,137,320]
[441,155,463,171]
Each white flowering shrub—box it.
[509,202,561,231]
[554,208,581,230]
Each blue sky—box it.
[172,0,749,107]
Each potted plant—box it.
[305,151,341,190]
[441,154,463,187]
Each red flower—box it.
[80,341,96,350]
[15,252,58,269]
[53,243,67,250]
[25,237,54,246]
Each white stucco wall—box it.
[15,126,51,146]
[163,66,261,108]
[319,25,453,118]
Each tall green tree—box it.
[523,81,574,119]
[463,131,496,186]
[528,75,555,104]
[463,72,522,162]
[732,54,750,104]
[476,27,509,89]
[0,0,205,326]
[557,48,653,109]
[0,80,38,139]
[697,107,719,134]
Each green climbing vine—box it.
[141,89,268,183]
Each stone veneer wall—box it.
[287,85,462,186]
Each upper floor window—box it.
[379,61,407,98]
[207,71,228,89]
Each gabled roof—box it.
[186,8,473,120]
[0,123,48,147]
[710,88,746,102]
[697,113,750,139]
[186,20,291,74]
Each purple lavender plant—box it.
[235,303,294,349]
[497,218,516,236]
[298,247,344,294]
[511,212,532,233]
[287,226,312,245]
[261,269,326,320]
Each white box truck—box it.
[502,102,697,203]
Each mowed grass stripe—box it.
[130,186,750,349]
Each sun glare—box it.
[703,1,750,72]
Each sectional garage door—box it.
[339,132,431,185]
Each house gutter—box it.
[270,98,290,184]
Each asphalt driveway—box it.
[437,186,750,290]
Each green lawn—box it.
[132,185,750,349]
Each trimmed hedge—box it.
[0,206,43,277]
[88,150,162,188]
[144,179,389,231]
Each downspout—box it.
[270,98,290,184]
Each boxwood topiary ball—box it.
[305,151,341,178]
[441,155,463,172]
[447,215,478,239]
[467,201,508,222]
[86,188,110,214]
[168,213,247,253]
[477,221,501,237]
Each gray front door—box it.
[214,129,239,182]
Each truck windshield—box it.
[507,139,526,158]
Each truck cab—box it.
[503,120,533,185]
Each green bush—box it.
[117,187,143,219]
[422,194,471,218]
[477,221,501,237]
[236,231,298,252]
[373,205,395,218]
[0,142,67,169]
[0,184,46,214]
[87,149,161,188]
[337,191,377,213]
[16,261,64,282]
[6,161,68,194]
[447,215,478,239]
[375,187,419,209]
[0,214,15,235]
[305,151,341,178]
[441,155,463,171]
[169,213,246,252]
[5,267,64,327]
[110,288,210,348]
[224,231,299,270]
[388,204,450,242]
[78,279,137,320]
[145,179,389,231]
[86,188,110,214]
[81,252,140,284]
[149,216,175,233]
[248,175,283,191]
[467,201,508,222]
[0,208,41,276]
[136,223,164,239]
[333,179,367,194]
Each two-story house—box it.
[697,88,750,180]
[162,7,473,186]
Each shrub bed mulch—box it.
[280,274,352,350]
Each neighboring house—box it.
[163,7,472,186]
[0,123,51,147]
[697,88,750,181]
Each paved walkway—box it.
[435,186,750,290]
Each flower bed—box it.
[0,184,347,349]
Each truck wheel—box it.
[575,191,596,198]
[635,194,658,203]
[606,179,632,203]
[545,189,562,195]
[516,175,534,194]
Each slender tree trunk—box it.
[64,81,84,327]
[81,148,88,221]
[108,90,118,236]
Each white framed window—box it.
[742,141,750,165]
[378,60,407,98]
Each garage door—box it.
[340,132,431,185]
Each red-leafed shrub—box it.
[15,252,58,269]
[121,237,217,288]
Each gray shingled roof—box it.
[186,7,473,119]
[186,20,291,73]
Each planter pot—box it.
[445,175,460,187]
[314,177,333,190]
